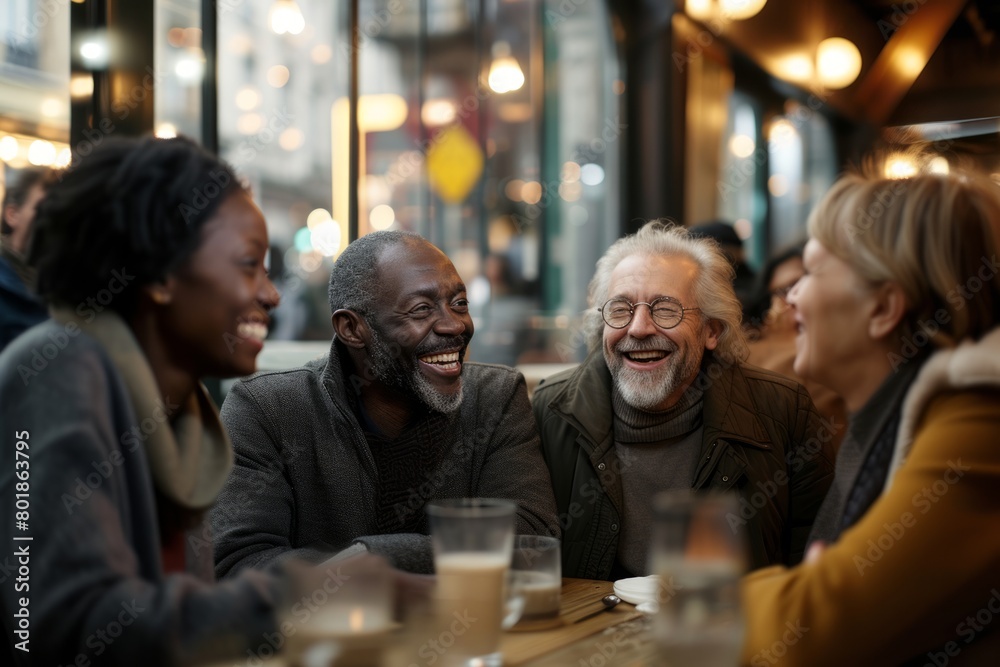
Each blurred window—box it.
[216,0,623,366]
[767,101,836,251]
[0,0,70,192]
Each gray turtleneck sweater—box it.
[613,385,705,576]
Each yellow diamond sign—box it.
[426,124,484,204]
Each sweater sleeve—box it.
[740,391,1000,666]
[0,335,281,667]
[213,379,331,578]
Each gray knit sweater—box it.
[212,341,561,577]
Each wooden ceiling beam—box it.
[854,0,968,125]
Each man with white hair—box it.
[533,221,835,580]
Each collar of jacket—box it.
[320,337,354,402]
[546,349,773,468]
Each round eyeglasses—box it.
[599,297,701,330]
[770,282,797,301]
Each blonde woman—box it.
[741,169,1000,665]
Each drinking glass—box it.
[282,557,394,667]
[511,535,561,621]
[426,498,523,667]
[648,490,747,667]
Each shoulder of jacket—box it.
[732,362,809,401]
[227,360,327,408]
[460,363,526,408]
[463,361,524,379]
[531,365,579,399]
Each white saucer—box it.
[612,575,661,605]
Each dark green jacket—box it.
[532,350,836,580]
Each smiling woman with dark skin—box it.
[0,136,292,666]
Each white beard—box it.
[604,336,701,412]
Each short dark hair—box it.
[29,135,244,316]
[1,166,59,236]
[327,230,424,317]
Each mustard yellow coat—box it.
[741,331,1000,666]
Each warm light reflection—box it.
[505,179,525,202]
[928,156,949,175]
[357,94,408,132]
[686,0,713,21]
[421,99,457,127]
[267,65,290,88]
[0,137,19,162]
[561,161,581,183]
[768,119,798,144]
[155,123,178,139]
[237,113,264,135]
[349,609,365,633]
[307,208,332,230]
[228,33,254,55]
[488,42,525,94]
[70,74,94,99]
[80,38,109,69]
[175,53,205,83]
[521,181,542,205]
[369,204,395,230]
[40,98,64,118]
[896,47,926,78]
[768,174,788,197]
[776,54,814,83]
[55,148,72,168]
[559,182,581,202]
[720,0,767,20]
[311,219,342,256]
[310,44,332,64]
[816,37,862,89]
[885,154,918,180]
[235,86,261,111]
[28,140,56,166]
[279,128,304,151]
[729,134,756,158]
[167,27,186,48]
[269,0,305,36]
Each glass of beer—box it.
[427,498,523,667]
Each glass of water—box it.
[648,490,747,667]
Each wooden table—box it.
[206,579,658,667]
[501,578,657,666]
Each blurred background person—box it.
[0,166,58,351]
[745,241,847,450]
[741,168,1000,665]
[0,136,290,666]
[689,220,757,314]
[469,252,533,366]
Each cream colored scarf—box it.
[52,307,233,510]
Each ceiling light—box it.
[816,37,862,89]
[488,41,525,94]
[719,0,767,20]
[269,1,305,36]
